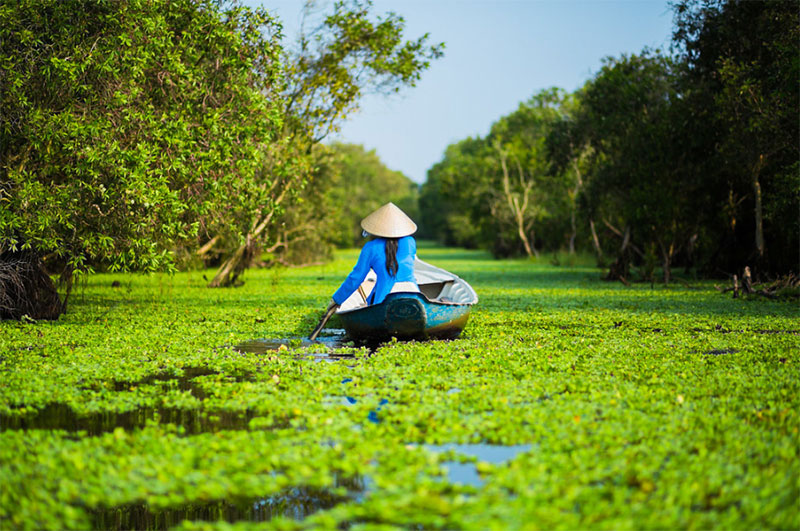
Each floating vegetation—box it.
[1,247,798,530]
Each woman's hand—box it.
[327,298,339,311]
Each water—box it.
[232,329,390,357]
[0,402,272,436]
[704,348,740,356]
[0,368,279,435]
[322,377,390,426]
[0,344,366,436]
[113,367,219,395]
[424,443,532,487]
[90,476,366,530]
[232,329,359,360]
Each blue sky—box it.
[258,0,675,183]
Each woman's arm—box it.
[332,242,375,305]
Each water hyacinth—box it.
[1,246,798,530]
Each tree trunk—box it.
[196,236,219,257]
[752,166,765,259]
[660,241,673,285]
[59,267,75,312]
[685,233,698,274]
[207,236,255,288]
[603,218,645,258]
[208,187,288,288]
[621,226,631,254]
[0,251,64,320]
[528,227,539,258]
[517,216,535,258]
[568,160,584,256]
[742,266,754,294]
[589,219,603,259]
[605,226,632,283]
[568,209,577,255]
[495,141,536,258]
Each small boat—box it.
[335,259,478,341]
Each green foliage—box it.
[0,0,442,298]
[420,89,574,258]
[575,52,700,281]
[486,88,572,256]
[672,0,800,274]
[205,0,442,280]
[0,0,284,277]
[419,137,487,247]
[324,142,419,247]
[1,246,798,529]
[261,142,418,266]
[285,0,444,142]
[421,1,798,278]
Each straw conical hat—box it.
[360,202,417,238]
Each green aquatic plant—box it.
[1,246,798,529]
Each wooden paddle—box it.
[309,301,338,341]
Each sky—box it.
[256,0,676,184]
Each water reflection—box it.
[91,476,366,530]
[0,366,293,435]
[424,443,532,487]
[112,367,219,393]
[0,402,270,436]
[233,329,385,357]
[233,329,353,360]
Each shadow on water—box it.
[233,329,384,357]
[90,475,366,530]
[0,368,281,435]
[0,402,269,436]
[0,341,373,436]
[112,367,220,396]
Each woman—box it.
[327,202,418,311]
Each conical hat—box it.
[360,202,417,238]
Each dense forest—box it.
[0,0,431,318]
[419,0,799,283]
[1,0,797,320]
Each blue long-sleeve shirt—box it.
[332,236,417,306]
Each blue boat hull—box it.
[337,292,472,341]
